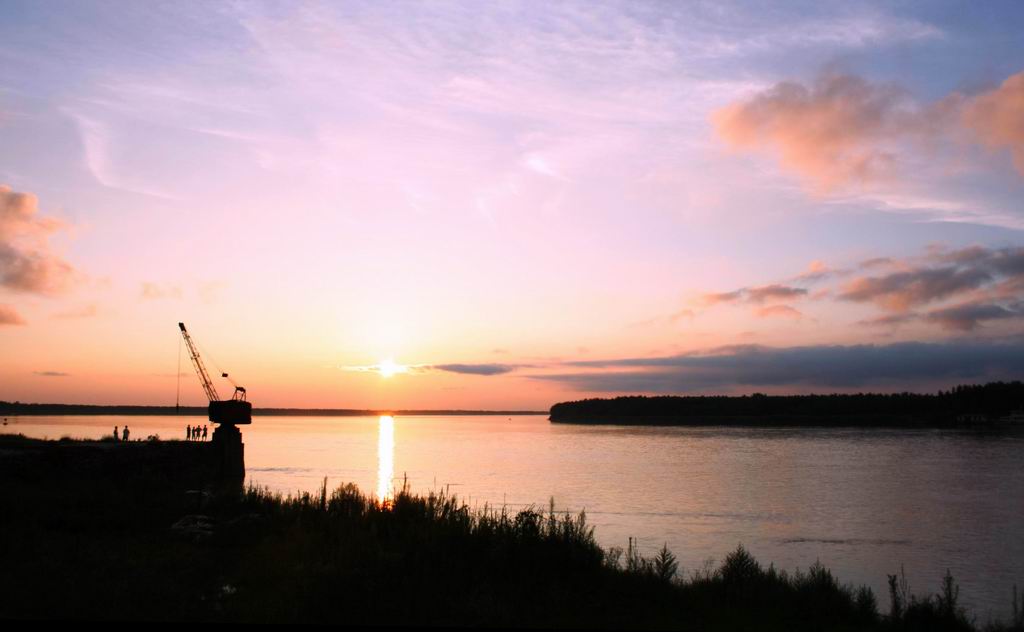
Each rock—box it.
[184,489,213,511]
[170,514,215,543]
[225,512,263,527]
[221,513,265,537]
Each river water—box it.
[6,413,1023,621]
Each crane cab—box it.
[209,386,251,425]
[209,399,252,425]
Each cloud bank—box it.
[535,340,1024,393]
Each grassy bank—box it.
[0,434,1021,629]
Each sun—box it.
[378,359,406,378]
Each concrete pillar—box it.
[211,423,245,484]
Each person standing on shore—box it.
[202,425,208,441]
[186,424,192,441]
[113,426,119,441]
[122,426,130,442]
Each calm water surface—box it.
[7,414,1024,621]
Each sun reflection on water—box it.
[376,415,395,503]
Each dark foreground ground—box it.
[0,434,1021,630]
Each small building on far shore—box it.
[999,409,1024,425]
[956,413,989,425]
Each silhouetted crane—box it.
[178,322,252,425]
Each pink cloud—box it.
[838,266,991,311]
[962,72,1024,175]
[746,284,808,303]
[713,69,1024,189]
[669,309,695,322]
[0,185,76,295]
[756,304,804,319]
[857,313,918,328]
[140,282,182,300]
[0,303,26,325]
[701,289,745,305]
[53,304,98,319]
[712,72,909,191]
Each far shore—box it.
[0,402,545,417]
[548,381,1024,428]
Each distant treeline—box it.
[549,381,1024,426]
[0,402,544,417]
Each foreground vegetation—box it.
[0,434,1021,629]
[550,381,1024,426]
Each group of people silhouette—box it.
[109,424,207,442]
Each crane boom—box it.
[178,322,252,425]
[179,322,220,402]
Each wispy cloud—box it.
[339,361,527,377]
[700,244,1024,332]
[702,284,808,305]
[857,313,918,328]
[140,282,182,300]
[789,260,838,284]
[62,110,181,200]
[838,266,993,311]
[52,304,98,319]
[925,301,1022,332]
[838,245,1024,312]
[34,370,69,377]
[433,363,520,376]
[756,304,804,319]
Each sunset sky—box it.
[2,1,1024,409]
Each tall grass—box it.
[221,480,1023,630]
[237,477,604,566]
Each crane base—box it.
[211,424,245,483]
